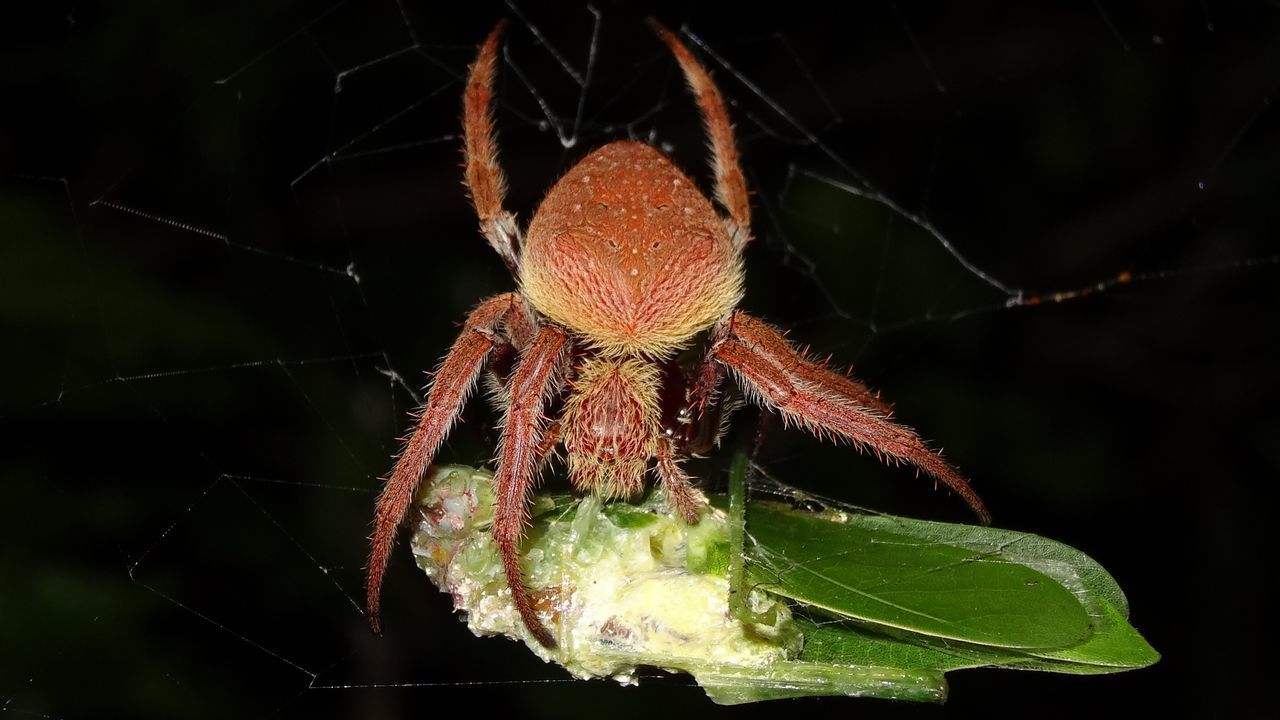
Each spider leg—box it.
[673,348,732,456]
[649,19,752,249]
[712,311,991,523]
[684,344,726,421]
[464,20,521,274]
[534,420,562,469]
[718,315,894,416]
[655,437,704,523]
[366,292,527,633]
[491,326,571,648]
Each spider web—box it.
[5,1,1278,717]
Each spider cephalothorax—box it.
[366,19,990,648]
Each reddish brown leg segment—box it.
[649,19,752,248]
[724,314,894,416]
[714,312,990,523]
[655,437,704,523]
[366,293,524,632]
[464,20,520,273]
[685,346,725,421]
[492,326,571,648]
[534,420,563,467]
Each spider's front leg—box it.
[711,311,991,523]
[491,326,571,649]
[366,292,527,633]
[655,437,704,524]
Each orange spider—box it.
[366,19,990,648]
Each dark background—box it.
[3,1,1277,718]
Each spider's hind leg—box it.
[463,20,521,274]
[649,19,752,249]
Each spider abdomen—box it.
[520,142,744,357]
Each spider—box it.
[366,19,990,649]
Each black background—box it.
[3,1,1277,718]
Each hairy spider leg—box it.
[654,437,703,523]
[366,292,528,633]
[649,19,752,249]
[697,318,894,417]
[492,326,571,649]
[464,20,520,274]
[712,311,991,523]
